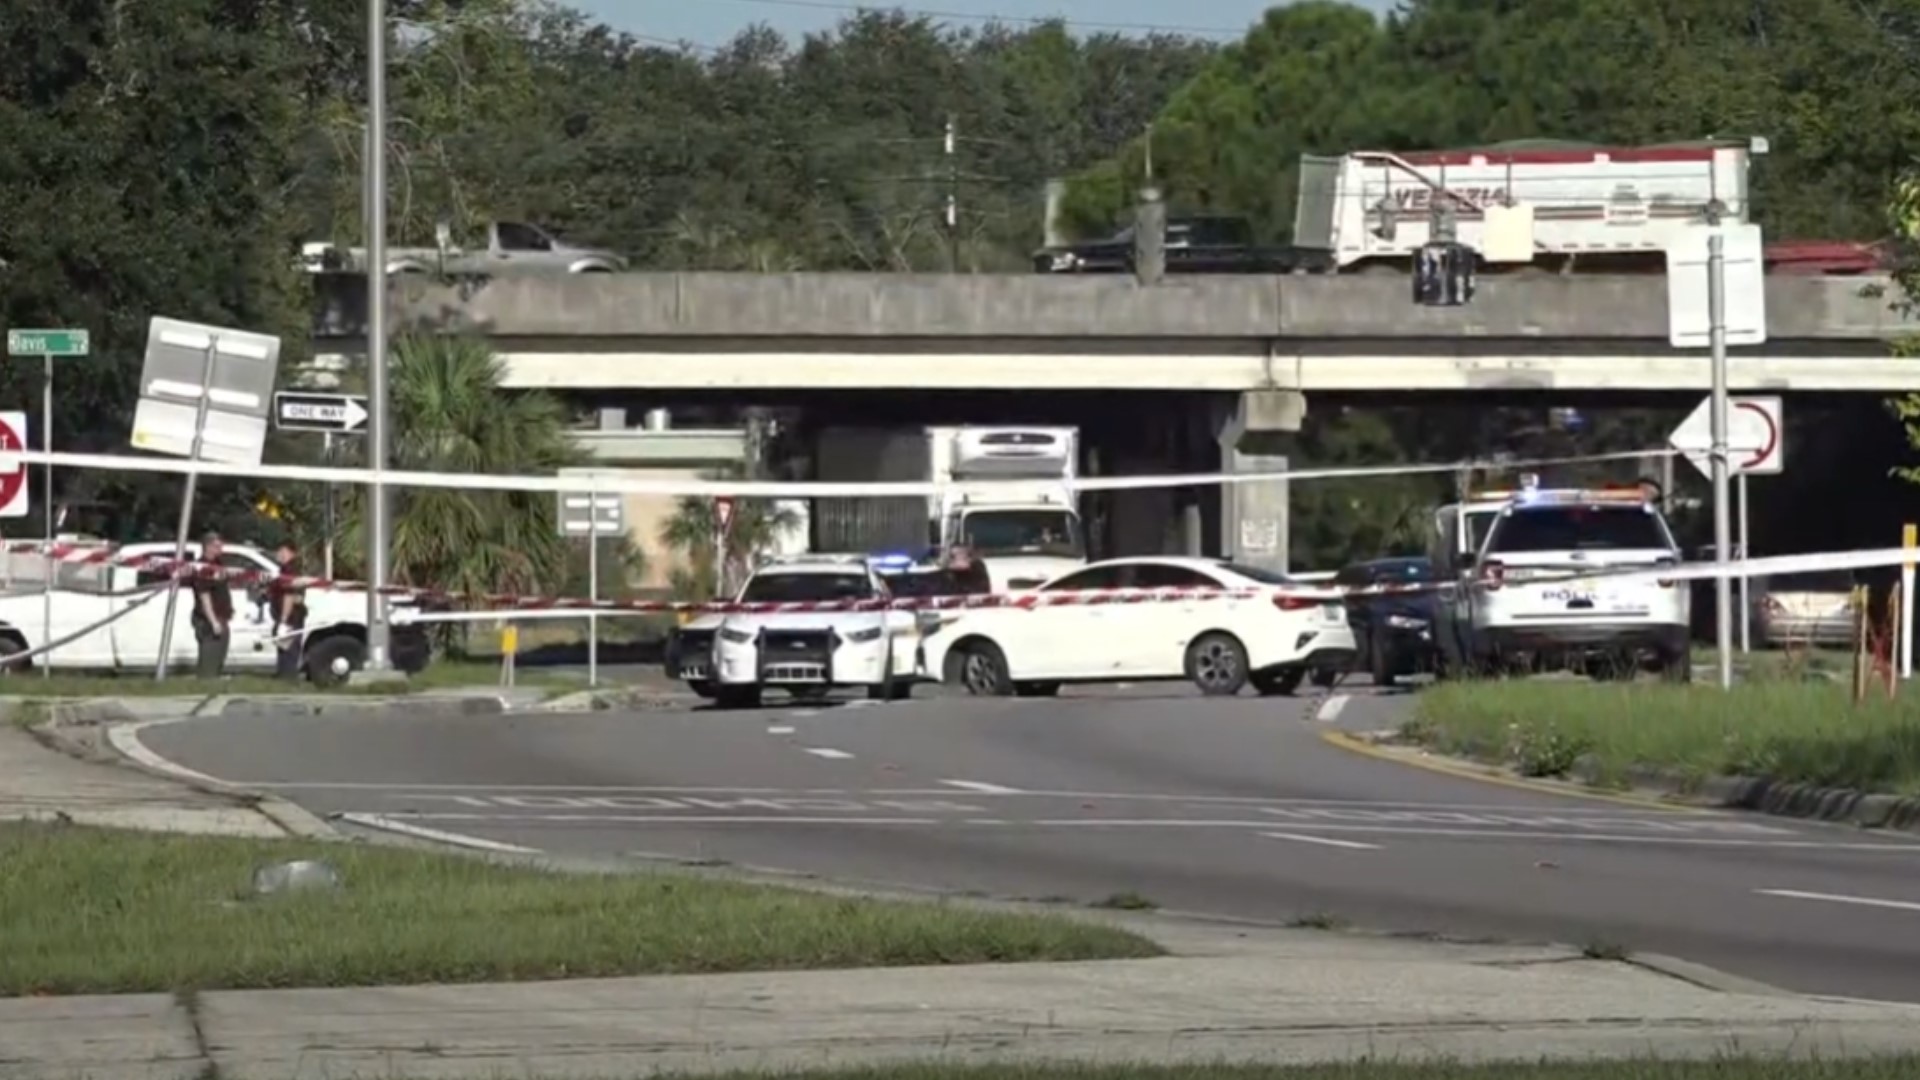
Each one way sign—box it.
[274,391,369,434]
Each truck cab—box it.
[931,426,1087,590]
[1429,477,1688,680]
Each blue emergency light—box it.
[868,552,917,570]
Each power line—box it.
[705,0,1248,37]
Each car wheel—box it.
[304,634,365,687]
[713,686,762,709]
[0,633,31,674]
[1251,668,1305,696]
[1013,681,1060,697]
[946,641,1012,697]
[1186,632,1249,696]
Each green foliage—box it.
[1882,167,1920,483]
[658,477,804,601]
[331,335,584,601]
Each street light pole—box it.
[365,0,392,671]
[1708,231,1733,690]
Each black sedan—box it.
[1330,556,1439,688]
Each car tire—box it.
[304,634,365,687]
[0,633,31,674]
[1309,668,1340,690]
[1013,681,1060,697]
[1251,668,1305,696]
[1186,632,1249,696]
[713,686,762,709]
[947,641,1013,697]
[688,680,717,700]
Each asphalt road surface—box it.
[139,678,1920,1003]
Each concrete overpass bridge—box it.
[310,270,1916,394]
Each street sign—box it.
[130,317,282,466]
[274,391,369,434]
[1665,224,1767,348]
[715,497,735,532]
[1668,394,1783,478]
[7,329,89,357]
[556,492,626,537]
[0,412,27,518]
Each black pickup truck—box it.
[1032,214,1329,274]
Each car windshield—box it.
[738,572,876,603]
[959,510,1085,558]
[1487,506,1670,553]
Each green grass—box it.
[0,822,1160,995]
[1406,679,1920,795]
[571,1057,1920,1079]
[0,659,569,699]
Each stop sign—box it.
[0,412,27,519]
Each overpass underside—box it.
[311,337,1912,393]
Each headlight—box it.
[1385,614,1428,630]
[844,626,884,643]
[719,627,754,644]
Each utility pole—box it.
[943,115,960,272]
[365,0,393,673]
[1708,231,1733,690]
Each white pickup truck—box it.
[0,540,434,684]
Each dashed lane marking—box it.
[1314,694,1350,723]
[766,725,796,734]
[335,812,541,854]
[804,747,854,760]
[939,779,1025,795]
[1262,830,1380,851]
[1757,888,1920,913]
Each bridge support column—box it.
[1216,390,1306,574]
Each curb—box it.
[1332,728,1920,836]
[24,703,344,841]
[534,687,697,712]
[212,693,509,718]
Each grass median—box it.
[0,821,1159,995]
[600,1057,1920,1079]
[1404,678,1920,795]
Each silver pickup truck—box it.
[300,219,627,276]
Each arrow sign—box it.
[1668,395,1784,478]
[274,391,369,434]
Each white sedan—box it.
[921,556,1356,697]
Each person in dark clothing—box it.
[190,532,234,679]
[943,545,992,594]
[267,542,308,680]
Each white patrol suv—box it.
[695,555,922,709]
[1429,479,1689,681]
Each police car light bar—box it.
[763,553,870,566]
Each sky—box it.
[577,0,1397,50]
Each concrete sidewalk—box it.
[0,722,293,837]
[10,924,1920,1080]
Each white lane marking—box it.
[1756,888,1920,913]
[766,725,796,734]
[380,812,940,826]
[939,779,1024,795]
[362,812,1920,849]
[234,782,1729,815]
[788,710,820,719]
[107,719,235,788]
[1261,830,1380,851]
[336,812,541,854]
[803,747,854,760]
[1314,694,1350,723]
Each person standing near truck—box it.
[267,542,308,680]
[190,532,234,679]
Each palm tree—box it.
[659,470,803,601]
[333,334,586,604]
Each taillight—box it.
[1480,560,1505,591]
[1272,593,1316,611]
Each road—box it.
[136,679,1920,1003]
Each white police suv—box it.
[1429,478,1689,681]
[705,554,923,709]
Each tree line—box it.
[1,0,1915,581]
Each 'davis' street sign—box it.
[273,391,369,434]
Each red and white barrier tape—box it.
[7,541,1912,618]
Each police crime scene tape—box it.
[10,541,1908,619]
